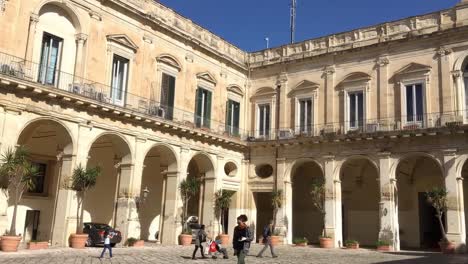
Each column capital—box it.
[276,72,288,86]
[322,66,335,76]
[322,155,335,161]
[376,56,390,67]
[442,148,458,156]
[75,33,88,43]
[166,171,179,177]
[217,155,224,160]
[452,70,463,79]
[437,46,453,57]
[377,152,392,158]
[457,177,464,182]
[30,13,39,23]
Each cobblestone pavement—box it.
[0,244,467,264]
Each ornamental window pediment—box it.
[106,34,139,53]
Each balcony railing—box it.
[0,51,246,140]
[246,111,467,142]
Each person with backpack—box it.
[192,224,208,260]
[99,229,113,259]
[256,220,278,258]
[233,214,253,264]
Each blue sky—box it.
[158,0,459,52]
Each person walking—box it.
[256,220,278,258]
[233,214,253,264]
[192,224,208,260]
[99,229,113,259]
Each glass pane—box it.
[233,101,240,135]
[299,100,305,130]
[415,84,423,122]
[111,55,129,102]
[259,105,265,135]
[265,105,270,136]
[307,100,312,131]
[45,39,59,85]
[406,85,414,122]
[349,94,356,127]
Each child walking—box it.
[99,230,113,259]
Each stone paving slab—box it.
[0,244,467,264]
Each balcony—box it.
[0,51,246,148]
[247,112,468,144]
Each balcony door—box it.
[405,83,424,126]
[160,73,175,120]
[226,99,240,136]
[111,54,129,106]
[195,87,212,128]
[258,104,271,137]
[347,91,364,130]
[38,33,63,86]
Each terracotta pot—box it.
[27,241,49,250]
[69,234,89,249]
[346,243,359,249]
[319,237,333,248]
[377,245,393,252]
[270,236,280,246]
[295,242,307,247]
[179,234,192,246]
[1,236,21,252]
[132,240,144,247]
[219,234,230,246]
[439,241,456,254]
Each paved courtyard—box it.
[0,244,467,264]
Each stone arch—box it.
[86,132,133,164]
[143,143,179,171]
[340,155,380,246]
[35,0,82,32]
[453,51,468,72]
[284,157,323,183]
[392,152,444,179]
[188,151,216,172]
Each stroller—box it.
[205,239,229,259]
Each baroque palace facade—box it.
[2,0,468,251]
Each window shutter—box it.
[233,101,240,136]
[205,90,212,128]
[226,100,231,133]
[265,105,270,136]
[167,75,175,120]
[195,88,203,127]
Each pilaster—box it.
[437,47,454,113]
[376,56,390,119]
[323,155,342,248]
[322,66,336,125]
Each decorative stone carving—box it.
[1,0,8,13]
[75,33,88,43]
[452,70,463,79]
[437,46,453,57]
[376,56,390,67]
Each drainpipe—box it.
[273,83,281,231]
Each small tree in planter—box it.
[179,177,200,246]
[0,146,39,252]
[214,189,235,245]
[64,164,100,249]
[310,180,332,248]
[270,190,283,246]
[345,239,359,249]
[425,187,455,254]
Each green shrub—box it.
[125,237,138,247]
[345,239,359,246]
[376,240,390,247]
[293,237,308,244]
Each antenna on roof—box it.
[290,0,297,44]
[265,37,270,49]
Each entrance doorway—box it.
[254,192,273,243]
[24,210,40,241]
[418,193,444,249]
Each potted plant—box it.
[270,190,283,247]
[0,146,39,252]
[64,164,100,249]
[425,187,455,254]
[310,180,332,248]
[179,177,200,246]
[27,240,49,250]
[214,189,235,246]
[376,240,392,251]
[345,239,359,249]
[293,237,308,247]
[125,237,144,247]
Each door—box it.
[418,192,444,249]
[110,55,129,106]
[24,210,40,241]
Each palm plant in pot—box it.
[64,164,100,249]
[179,177,200,246]
[0,146,39,252]
[310,180,332,248]
[425,187,455,254]
[214,189,235,246]
[270,190,283,246]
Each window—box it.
[195,87,212,128]
[226,99,240,136]
[38,33,63,86]
[258,104,270,137]
[28,162,47,194]
[405,83,424,123]
[348,92,364,129]
[160,73,175,120]
[298,98,313,133]
[111,54,129,106]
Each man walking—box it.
[192,224,208,260]
[256,220,278,258]
[99,229,113,259]
[233,214,253,264]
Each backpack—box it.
[262,225,270,238]
[198,230,207,242]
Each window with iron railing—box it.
[110,54,129,106]
[38,33,63,87]
[195,87,212,128]
[160,73,175,120]
[258,104,271,137]
[226,99,240,136]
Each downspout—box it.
[273,83,281,231]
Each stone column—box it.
[202,174,217,237]
[160,171,182,245]
[74,33,88,79]
[452,70,464,118]
[50,154,75,247]
[376,56,390,120]
[323,155,341,247]
[114,163,137,242]
[275,157,288,243]
[25,13,39,62]
[378,152,399,251]
[284,180,293,244]
[322,66,336,126]
[438,47,454,114]
[442,149,465,247]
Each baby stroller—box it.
[206,239,228,259]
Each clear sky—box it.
[158,0,460,52]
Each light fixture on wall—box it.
[135,186,150,212]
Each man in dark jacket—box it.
[233,214,252,264]
[256,220,278,258]
[192,224,208,260]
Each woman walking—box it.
[192,224,208,260]
[233,214,253,264]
